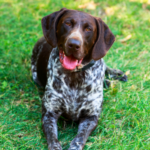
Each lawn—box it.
[0,0,150,149]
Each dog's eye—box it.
[85,27,91,32]
[65,22,71,26]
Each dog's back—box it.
[31,37,52,87]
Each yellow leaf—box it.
[78,1,98,10]
[105,7,114,15]
[131,85,136,90]
[119,35,132,43]
[125,70,130,75]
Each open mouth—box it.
[59,49,83,70]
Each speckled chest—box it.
[43,48,106,121]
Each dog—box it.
[31,8,127,150]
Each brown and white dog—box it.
[31,8,127,150]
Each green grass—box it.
[0,0,150,149]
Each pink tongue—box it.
[62,55,78,70]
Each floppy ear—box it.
[41,8,67,48]
[92,18,115,60]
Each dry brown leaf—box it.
[31,100,36,102]
[140,51,148,54]
[125,70,130,75]
[16,100,22,105]
[130,0,150,4]
[105,7,114,15]
[78,1,98,10]
[119,34,132,43]
[111,82,116,88]
[39,4,45,8]
[131,85,136,90]
[142,4,147,9]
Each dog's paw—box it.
[68,141,83,150]
[105,67,128,82]
[119,74,128,82]
[48,141,62,150]
[112,71,128,82]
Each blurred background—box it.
[0,0,150,149]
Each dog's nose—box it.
[67,39,81,51]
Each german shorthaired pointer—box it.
[31,8,127,150]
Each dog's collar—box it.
[56,47,95,72]
[74,59,95,72]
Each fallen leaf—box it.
[142,4,147,9]
[140,51,148,54]
[119,34,132,43]
[125,70,130,75]
[131,85,136,90]
[105,7,114,15]
[78,1,98,10]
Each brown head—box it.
[42,8,115,70]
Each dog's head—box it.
[42,8,115,70]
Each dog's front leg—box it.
[68,115,98,150]
[42,111,62,150]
